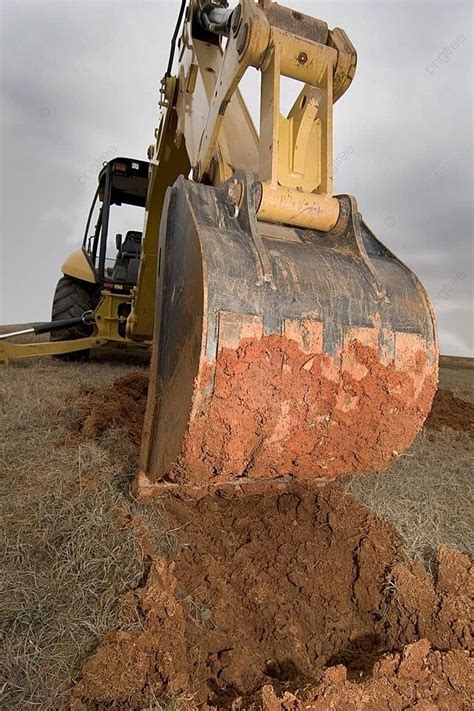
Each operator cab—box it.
[82,157,149,291]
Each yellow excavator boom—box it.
[132,0,438,496]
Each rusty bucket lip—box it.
[132,469,330,502]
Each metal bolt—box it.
[227,178,243,208]
[297,52,308,65]
[236,22,249,55]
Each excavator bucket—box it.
[136,174,438,497]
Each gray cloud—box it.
[1,0,472,356]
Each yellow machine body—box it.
[0,290,145,365]
[61,249,97,285]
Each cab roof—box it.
[98,157,149,208]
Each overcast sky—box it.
[1,0,472,355]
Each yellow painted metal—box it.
[93,291,131,341]
[61,248,97,284]
[0,291,149,364]
[178,39,259,184]
[176,0,357,230]
[5,0,358,360]
[256,24,344,230]
[259,32,336,195]
[258,184,340,231]
[127,78,191,341]
[330,28,358,102]
[127,0,357,338]
[194,0,270,182]
[0,336,105,364]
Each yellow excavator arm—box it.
[131,0,438,496]
[129,0,357,341]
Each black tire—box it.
[51,276,99,361]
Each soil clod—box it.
[65,372,149,447]
[63,372,473,709]
[425,388,474,435]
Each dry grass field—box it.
[0,345,472,709]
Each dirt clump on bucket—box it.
[146,334,437,488]
[68,485,473,710]
[65,370,474,459]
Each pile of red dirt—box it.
[255,641,472,710]
[68,485,473,710]
[64,375,472,708]
[424,388,474,435]
[66,372,149,448]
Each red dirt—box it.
[66,372,148,448]
[140,332,437,493]
[70,558,191,708]
[64,375,472,709]
[67,485,473,710]
[69,370,474,463]
[424,388,474,435]
[255,641,473,710]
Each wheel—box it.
[51,276,99,361]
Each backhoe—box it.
[1,0,438,495]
